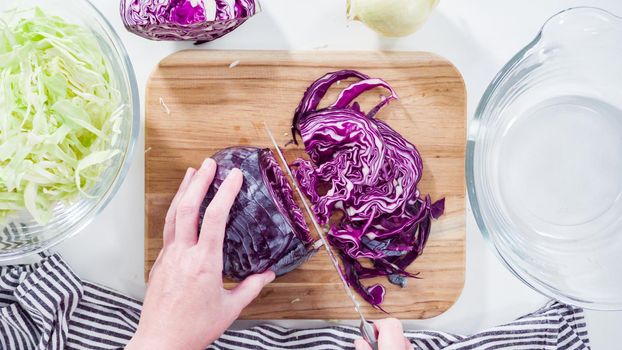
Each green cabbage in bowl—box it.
[0,8,124,224]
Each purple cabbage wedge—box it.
[121,0,260,42]
[291,70,445,309]
[199,147,316,280]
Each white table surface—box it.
[45,0,622,348]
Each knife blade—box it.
[265,125,378,349]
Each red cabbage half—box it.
[121,0,259,42]
[199,147,315,280]
[291,70,445,309]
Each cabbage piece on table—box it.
[121,0,260,42]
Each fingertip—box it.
[201,158,215,170]
[250,270,275,287]
[221,168,243,194]
[375,317,402,330]
[180,167,197,188]
[263,270,276,284]
[229,273,271,308]
[373,318,406,349]
[230,168,243,181]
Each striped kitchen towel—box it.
[0,254,590,350]
[210,304,590,350]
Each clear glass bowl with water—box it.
[468,7,622,310]
[0,0,140,260]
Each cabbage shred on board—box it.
[121,0,260,42]
[291,70,445,308]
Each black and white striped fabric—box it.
[0,254,141,349]
[211,302,590,350]
[0,254,590,350]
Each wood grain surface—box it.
[145,50,466,320]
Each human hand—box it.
[126,159,275,350]
[354,318,414,350]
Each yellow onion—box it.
[347,0,439,37]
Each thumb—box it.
[354,338,372,350]
[229,270,276,309]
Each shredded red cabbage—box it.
[291,70,445,308]
[121,0,259,42]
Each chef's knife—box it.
[265,125,379,350]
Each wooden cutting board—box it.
[145,50,466,320]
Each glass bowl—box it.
[468,7,622,310]
[0,0,139,260]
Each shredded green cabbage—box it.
[0,8,123,224]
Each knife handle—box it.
[360,320,379,350]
